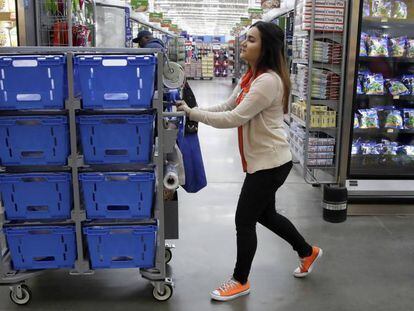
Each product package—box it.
[407,39,414,58]
[390,37,406,57]
[365,73,384,95]
[361,142,380,155]
[379,140,399,155]
[354,116,360,128]
[403,109,414,129]
[385,79,410,96]
[384,109,403,129]
[359,108,380,128]
[368,36,389,57]
[393,0,408,19]
[357,72,367,94]
[363,0,370,17]
[401,75,414,94]
[360,33,369,56]
[371,0,392,18]
[404,145,414,156]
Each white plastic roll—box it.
[163,163,179,190]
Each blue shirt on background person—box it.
[133,30,165,51]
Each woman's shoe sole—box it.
[210,288,250,301]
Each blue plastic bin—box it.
[77,114,154,164]
[0,173,72,220]
[0,55,66,110]
[83,225,157,269]
[0,116,69,166]
[79,172,155,219]
[74,55,156,109]
[4,226,76,270]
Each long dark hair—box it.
[250,21,291,114]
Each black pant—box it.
[233,161,312,284]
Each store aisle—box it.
[1,79,414,311]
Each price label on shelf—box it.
[386,129,394,133]
[381,18,388,23]
[393,96,400,100]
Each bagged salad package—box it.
[365,73,384,95]
[403,109,414,129]
[384,109,403,129]
[368,36,389,57]
[371,0,392,18]
[385,79,410,96]
[393,0,408,19]
[359,108,380,128]
[390,37,406,57]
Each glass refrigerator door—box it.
[0,0,17,47]
[349,0,414,178]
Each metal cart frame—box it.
[0,47,181,304]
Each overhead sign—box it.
[240,17,252,26]
[149,12,163,23]
[130,0,148,12]
[248,8,263,19]
[161,19,172,27]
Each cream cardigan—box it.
[188,71,292,174]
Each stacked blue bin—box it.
[75,54,158,269]
[0,55,76,270]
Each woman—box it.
[177,21,322,302]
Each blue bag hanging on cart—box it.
[177,132,207,193]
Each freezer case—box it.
[341,0,414,200]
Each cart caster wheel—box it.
[153,284,173,301]
[10,285,31,306]
[165,248,172,264]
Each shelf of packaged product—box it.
[292,59,308,65]
[314,33,343,44]
[356,94,414,102]
[290,138,336,170]
[350,155,414,176]
[292,90,306,98]
[359,56,414,64]
[291,113,306,127]
[362,19,414,29]
[311,100,338,111]
[291,113,337,135]
[353,128,414,136]
[312,63,342,75]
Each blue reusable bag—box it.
[177,132,207,193]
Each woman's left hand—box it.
[176,100,192,116]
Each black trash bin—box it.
[322,185,347,223]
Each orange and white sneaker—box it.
[210,278,250,301]
[293,246,323,278]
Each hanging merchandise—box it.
[38,0,94,47]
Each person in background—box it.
[177,21,322,302]
[132,30,165,50]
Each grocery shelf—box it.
[359,56,414,64]
[353,128,414,135]
[356,95,414,101]
[311,100,338,111]
[362,18,414,29]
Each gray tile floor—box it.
[1,78,414,310]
